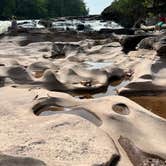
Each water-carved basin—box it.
[74,78,130,99]
[112,103,130,115]
[33,104,102,126]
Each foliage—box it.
[144,0,166,14]
[102,0,166,27]
[46,0,88,17]
[0,0,88,20]
[0,0,16,18]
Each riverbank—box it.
[0,25,166,165]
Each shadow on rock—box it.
[119,136,166,166]
[0,154,46,166]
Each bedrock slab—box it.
[0,30,166,166]
[0,87,119,166]
[0,87,165,166]
[118,56,166,96]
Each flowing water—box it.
[0,21,11,34]
[52,19,122,31]
[0,19,122,34]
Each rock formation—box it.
[0,27,166,166]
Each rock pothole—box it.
[112,103,130,115]
[33,101,102,126]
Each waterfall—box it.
[0,21,11,34]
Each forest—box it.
[0,0,88,20]
[102,0,166,27]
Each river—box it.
[0,19,122,34]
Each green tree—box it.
[46,0,63,17]
[46,0,88,17]
[103,0,146,27]
[144,0,166,14]
[63,0,88,16]
[0,0,16,19]
[102,0,166,27]
[15,0,47,19]
[0,0,88,19]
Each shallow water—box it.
[35,106,102,126]
[35,82,166,119]
[84,61,113,70]
[72,78,166,119]
[73,78,130,99]
[93,79,130,98]
[129,96,166,119]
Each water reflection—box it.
[72,78,130,99]
[34,106,102,126]
[84,61,112,70]
[93,78,130,98]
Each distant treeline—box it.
[0,0,88,20]
[102,0,166,27]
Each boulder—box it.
[76,24,85,31]
[137,36,158,49]
[38,20,53,28]
[120,35,150,52]
[51,42,83,58]
[101,5,134,28]
[154,36,166,56]
[138,35,166,56]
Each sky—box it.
[84,0,113,15]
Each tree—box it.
[46,0,88,17]
[102,0,166,27]
[15,0,47,19]
[102,0,146,27]
[144,0,166,14]
[63,0,88,16]
[0,0,88,19]
[0,0,16,19]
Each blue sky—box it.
[84,0,113,14]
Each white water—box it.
[52,19,122,31]
[0,21,11,34]
[17,20,44,28]
[0,19,122,34]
